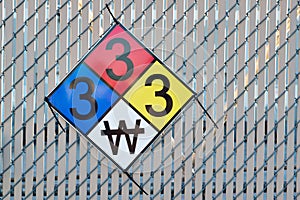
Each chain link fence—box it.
[0,0,299,199]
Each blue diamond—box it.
[48,63,119,134]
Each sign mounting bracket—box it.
[45,97,66,133]
[105,3,119,24]
[194,95,219,129]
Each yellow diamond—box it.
[124,61,194,130]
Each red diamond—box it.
[85,24,155,95]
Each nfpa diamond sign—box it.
[47,23,194,171]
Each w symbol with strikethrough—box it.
[101,120,145,155]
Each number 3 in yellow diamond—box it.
[124,61,194,130]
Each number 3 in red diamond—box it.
[84,24,155,95]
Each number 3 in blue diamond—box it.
[48,63,119,134]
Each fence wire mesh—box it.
[0,0,299,199]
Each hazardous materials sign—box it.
[47,23,194,171]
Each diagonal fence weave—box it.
[0,0,299,199]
